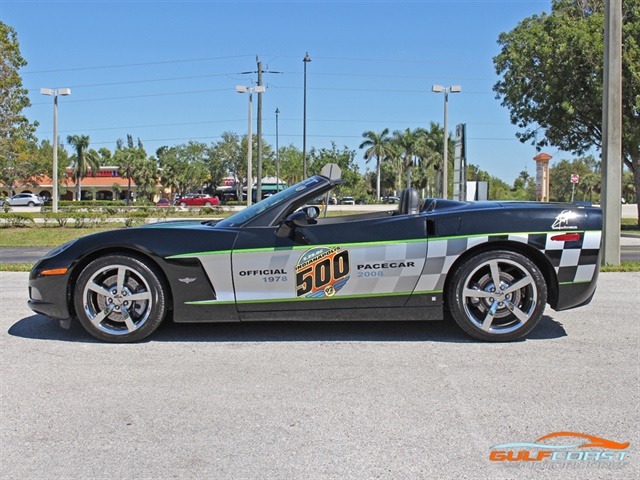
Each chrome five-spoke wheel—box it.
[74,254,167,342]
[447,250,547,341]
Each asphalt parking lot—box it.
[0,271,638,480]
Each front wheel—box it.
[446,250,547,342]
[28,201,35,207]
[180,201,187,207]
[74,254,168,342]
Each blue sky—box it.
[2,0,565,184]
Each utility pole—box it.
[257,59,263,202]
[239,59,283,201]
[601,0,622,266]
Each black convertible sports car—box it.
[28,175,602,343]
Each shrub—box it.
[71,212,108,228]
[123,212,149,228]
[50,212,70,227]
[0,212,35,227]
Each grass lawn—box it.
[0,226,118,247]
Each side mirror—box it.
[301,205,320,220]
[276,207,319,238]
[288,210,311,228]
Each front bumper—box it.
[28,262,73,320]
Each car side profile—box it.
[28,175,602,343]
[177,194,219,207]
[5,193,44,207]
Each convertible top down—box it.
[28,175,602,342]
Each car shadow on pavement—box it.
[8,314,567,344]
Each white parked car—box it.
[340,196,355,205]
[4,193,44,207]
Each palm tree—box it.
[384,142,404,195]
[114,148,141,203]
[392,128,421,189]
[66,134,100,201]
[359,129,392,202]
[133,158,159,200]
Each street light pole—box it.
[247,89,253,207]
[275,107,280,192]
[40,87,71,213]
[236,85,265,207]
[432,85,461,200]
[302,52,311,179]
[257,60,263,201]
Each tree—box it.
[132,157,158,200]
[66,134,100,201]
[549,156,599,202]
[113,142,145,203]
[1,22,37,159]
[1,22,39,197]
[203,144,227,195]
[0,138,42,196]
[211,132,245,201]
[156,141,210,200]
[276,144,302,186]
[308,143,360,197]
[359,128,392,201]
[493,0,640,224]
[392,128,420,189]
[112,182,122,201]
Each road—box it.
[0,271,638,480]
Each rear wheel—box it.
[447,250,547,342]
[180,201,187,207]
[74,254,168,342]
[28,201,35,207]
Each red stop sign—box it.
[571,174,580,183]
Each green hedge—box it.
[0,212,35,227]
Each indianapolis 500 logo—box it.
[295,246,350,298]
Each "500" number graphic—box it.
[295,247,350,298]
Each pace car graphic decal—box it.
[294,246,350,298]
[172,230,601,307]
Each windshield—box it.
[216,176,326,228]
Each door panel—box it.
[232,214,428,312]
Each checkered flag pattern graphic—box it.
[415,231,601,293]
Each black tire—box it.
[73,254,168,342]
[446,249,547,342]
[28,201,35,207]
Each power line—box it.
[21,49,516,76]
[26,72,243,91]
[21,54,255,75]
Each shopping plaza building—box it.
[2,166,161,202]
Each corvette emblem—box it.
[552,210,579,230]
[178,277,196,284]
